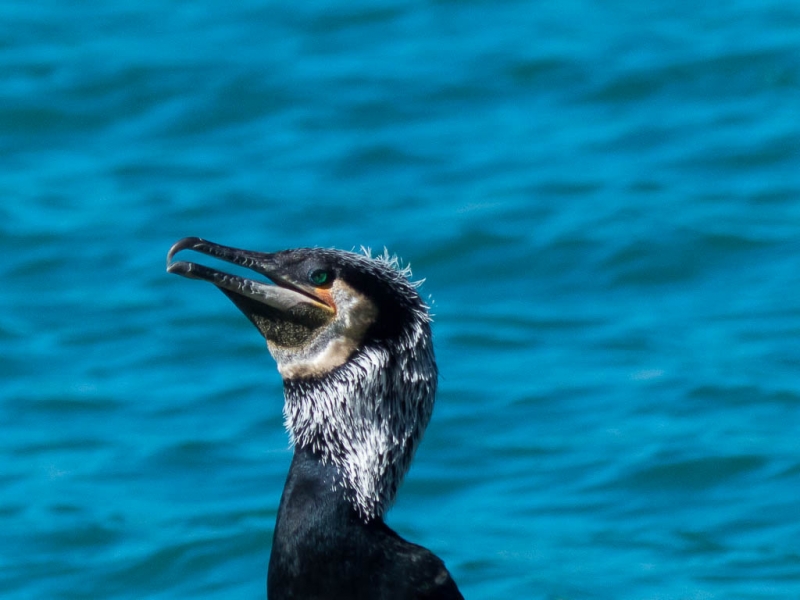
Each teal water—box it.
[3,2,800,598]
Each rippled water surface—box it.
[3,2,800,598]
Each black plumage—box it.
[269,447,462,600]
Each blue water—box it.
[2,1,800,598]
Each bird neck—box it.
[268,445,377,597]
[274,444,357,524]
[282,329,437,521]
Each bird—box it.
[166,237,463,600]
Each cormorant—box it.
[166,237,463,600]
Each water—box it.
[2,1,800,598]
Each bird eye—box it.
[308,268,330,286]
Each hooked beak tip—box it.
[166,237,206,270]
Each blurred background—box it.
[2,1,799,598]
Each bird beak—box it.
[166,237,334,341]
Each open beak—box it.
[166,237,334,340]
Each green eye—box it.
[308,268,330,286]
